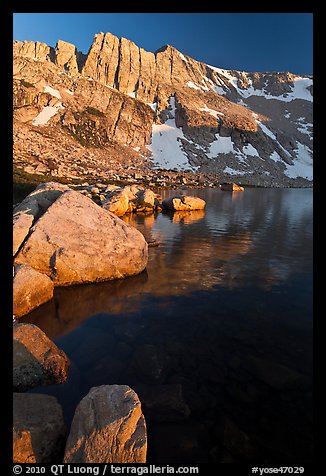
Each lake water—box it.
[23,188,313,464]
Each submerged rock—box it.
[14,188,148,285]
[13,264,54,317]
[64,384,147,463]
[135,383,191,422]
[162,195,206,211]
[13,392,66,463]
[13,322,70,391]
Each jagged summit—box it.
[13,31,313,187]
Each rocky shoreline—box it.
[13,182,313,464]
[13,181,207,463]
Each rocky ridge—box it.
[13,33,313,188]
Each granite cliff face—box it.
[13,34,313,187]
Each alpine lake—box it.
[21,187,313,464]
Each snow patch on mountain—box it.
[283,143,313,180]
[214,85,227,95]
[296,117,313,137]
[223,166,248,176]
[43,85,62,99]
[208,135,236,157]
[179,52,188,63]
[199,105,224,119]
[257,121,292,158]
[243,144,260,157]
[148,97,197,171]
[147,102,158,113]
[207,65,312,103]
[187,81,201,90]
[32,103,63,126]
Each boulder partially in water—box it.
[13,264,54,318]
[13,322,70,391]
[220,183,244,192]
[13,392,66,463]
[14,188,148,285]
[162,195,206,211]
[102,185,161,216]
[64,384,147,463]
[13,182,70,256]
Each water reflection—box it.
[22,188,313,463]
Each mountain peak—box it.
[13,31,313,187]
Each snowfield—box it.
[283,143,313,180]
[148,97,198,171]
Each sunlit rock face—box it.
[13,32,312,187]
[14,185,148,286]
[64,385,147,463]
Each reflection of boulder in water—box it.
[169,209,206,224]
[21,271,148,339]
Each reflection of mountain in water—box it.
[22,188,313,464]
[23,188,312,338]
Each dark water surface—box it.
[23,188,313,464]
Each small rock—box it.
[13,182,70,256]
[220,182,244,192]
[13,392,66,463]
[162,195,206,211]
[147,239,160,247]
[13,264,54,317]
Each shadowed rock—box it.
[13,322,70,391]
[13,392,66,463]
[135,383,191,422]
[220,183,244,192]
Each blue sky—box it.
[13,13,313,75]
